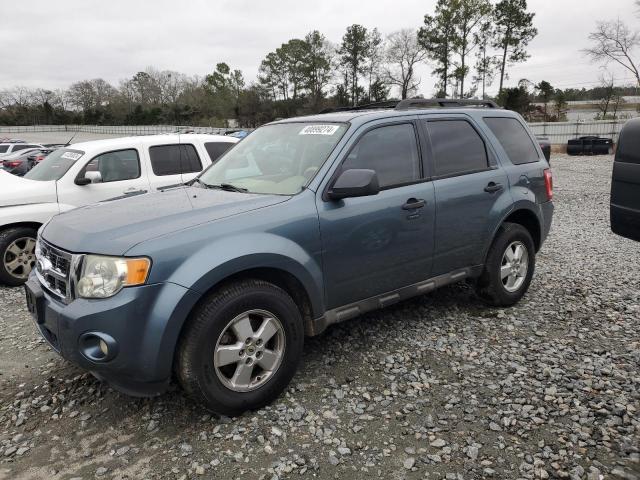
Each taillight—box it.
[543,169,553,201]
[4,161,21,168]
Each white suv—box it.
[0,133,238,285]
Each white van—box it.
[0,133,238,285]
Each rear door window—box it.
[205,142,234,162]
[484,117,540,165]
[427,120,488,177]
[149,144,203,176]
[0,145,8,153]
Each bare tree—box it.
[383,29,428,99]
[585,19,640,87]
[597,72,615,118]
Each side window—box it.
[205,141,234,162]
[149,144,202,176]
[484,117,540,165]
[342,123,421,188]
[13,145,32,152]
[427,120,488,177]
[80,149,140,183]
[0,146,8,153]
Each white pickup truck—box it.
[0,133,238,285]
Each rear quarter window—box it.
[205,141,235,162]
[484,117,540,165]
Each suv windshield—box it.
[198,123,348,195]
[24,149,84,181]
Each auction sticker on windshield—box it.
[299,125,340,135]
[61,151,83,160]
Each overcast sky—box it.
[2,0,638,97]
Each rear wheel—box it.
[176,279,304,415]
[0,227,38,286]
[475,222,536,307]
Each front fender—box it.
[142,232,325,318]
[0,203,60,229]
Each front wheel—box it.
[475,222,536,307]
[0,227,38,286]
[176,279,304,415]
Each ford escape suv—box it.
[25,99,554,415]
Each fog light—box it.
[79,332,118,362]
[99,339,109,356]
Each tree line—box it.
[1,0,638,127]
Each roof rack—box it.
[319,98,500,114]
[395,98,499,109]
[319,100,399,114]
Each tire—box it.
[0,227,38,287]
[176,279,304,416]
[475,222,536,307]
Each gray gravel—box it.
[1,154,639,480]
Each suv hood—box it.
[42,186,288,255]
[0,170,57,207]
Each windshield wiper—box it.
[205,182,248,193]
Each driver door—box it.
[317,120,436,309]
[58,148,150,208]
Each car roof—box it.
[271,106,520,127]
[68,133,238,152]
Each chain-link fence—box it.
[0,119,634,144]
[525,120,627,144]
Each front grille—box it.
[36,239,74,303]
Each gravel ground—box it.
[1,154,639,480]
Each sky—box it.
[1,0,638,97]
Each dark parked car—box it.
[611,118,640,242]
[0,148,43,175]
[536,135,551,162]
[26,148,56,164]
[25,99,554,415]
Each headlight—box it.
[76,255,151,299]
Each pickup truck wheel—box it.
[176,279,304,416]
[0,227,38,286]
[475,222,535,307]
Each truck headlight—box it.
[76,255,151,299]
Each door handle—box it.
[402,198,426,210]
[484,182,503,193]
[123,187,147,195]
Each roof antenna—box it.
[64,128,80,146]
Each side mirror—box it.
[327,169,380,200]
[76,171,102,185]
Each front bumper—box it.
[25,274,199,397]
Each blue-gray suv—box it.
[25,99,554,415]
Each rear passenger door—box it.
[147,143,204,190]
[422,116,510,276]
